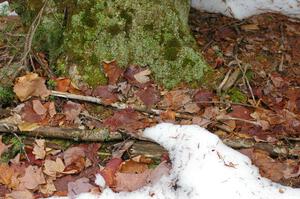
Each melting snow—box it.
[51,123,300,199]
[191,0,300,19]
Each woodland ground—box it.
[0,7,299,198]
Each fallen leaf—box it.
[119,160,149,174]
[114,170,150,192]
[32,139,46,160]
[103,108,149,132]
[0,163,15,187]
[160,90,192,110]
[193,89,215,106]
[124,66,150,88]
[48,102,56,118]
[136,86,160,107]
[43,158,65,177]
[133,69,151,84]
[228,105,252,120]
[40,178,56,195]
[182,102,200,113]
[240,148,284,182]
[63,146,86,167]
[92,86,118,105]
[18,122,40,131]
[103,61,123,85]
[19,165,45,190]
[32,99,47,116]
[68,177,95,198]
[6,189,33,199]
[100,158,122,187]
[21,101,46,123]
[55,78,71,92]
[13,73,50,101]
[63,101,82,121]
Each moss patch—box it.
[15,0,209,89]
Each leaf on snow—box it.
[68,177,95,198]
[100,158,122,187]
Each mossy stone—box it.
[14,0,209,89]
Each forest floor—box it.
[0,8,299,198]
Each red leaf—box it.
[103,61,123,85]
[100,158,122,187]
[136,86,160,107]
[63,101,82,121]
[21,101,46,123]
[92,86,118,105]
[193,89,215,106]
[228,105,252,120]
[103,109,148,132]
[124,66,150,88]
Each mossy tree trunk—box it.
[14,0,209,89]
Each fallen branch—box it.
[0,122,123,142]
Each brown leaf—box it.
[13,73,50,101]
[103,108,149,132]
[103,61,123,85]
[63,146,86,167]
[40,178,56,195]
[119,160,149,174]
[0,163,15,187]
[136,86,160,107]
[43,158,65,177]
[114,171,150,192]
[92,86,118,105]
[160,90,192,110]
[19,166,45,190]
[55,78,71,92]
[100,158,122,187]
[63,101,82,121]
[48,102,56,118]
[133,69,151,84]
[193,89,215,106]
[21,101,46,123]
[228,105,252,120]
[6,190,34,199]
[32,139,46,160]
[124,66,150,88]
[32,100,47,115]
[68,177,95,198]
[240,148,284,182]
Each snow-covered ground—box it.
[51,123,300,199]
[1,0,300,19]
[191,0,300,19]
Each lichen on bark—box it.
[14,0,209,89]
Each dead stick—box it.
[0,123,122,142]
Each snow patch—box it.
[50,123,300,199]
[191,0,300,19]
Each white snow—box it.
[191,0,300,19]
[50,123,300,199]
[0,1,17,16]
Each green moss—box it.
[1,136,23,163]
[227,88,248,103]
[15,0,209,89]
[0,86,15,106]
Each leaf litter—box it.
[0,8,300,199]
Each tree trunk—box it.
[14,0,209,89]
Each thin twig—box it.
[234,55,256,104]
